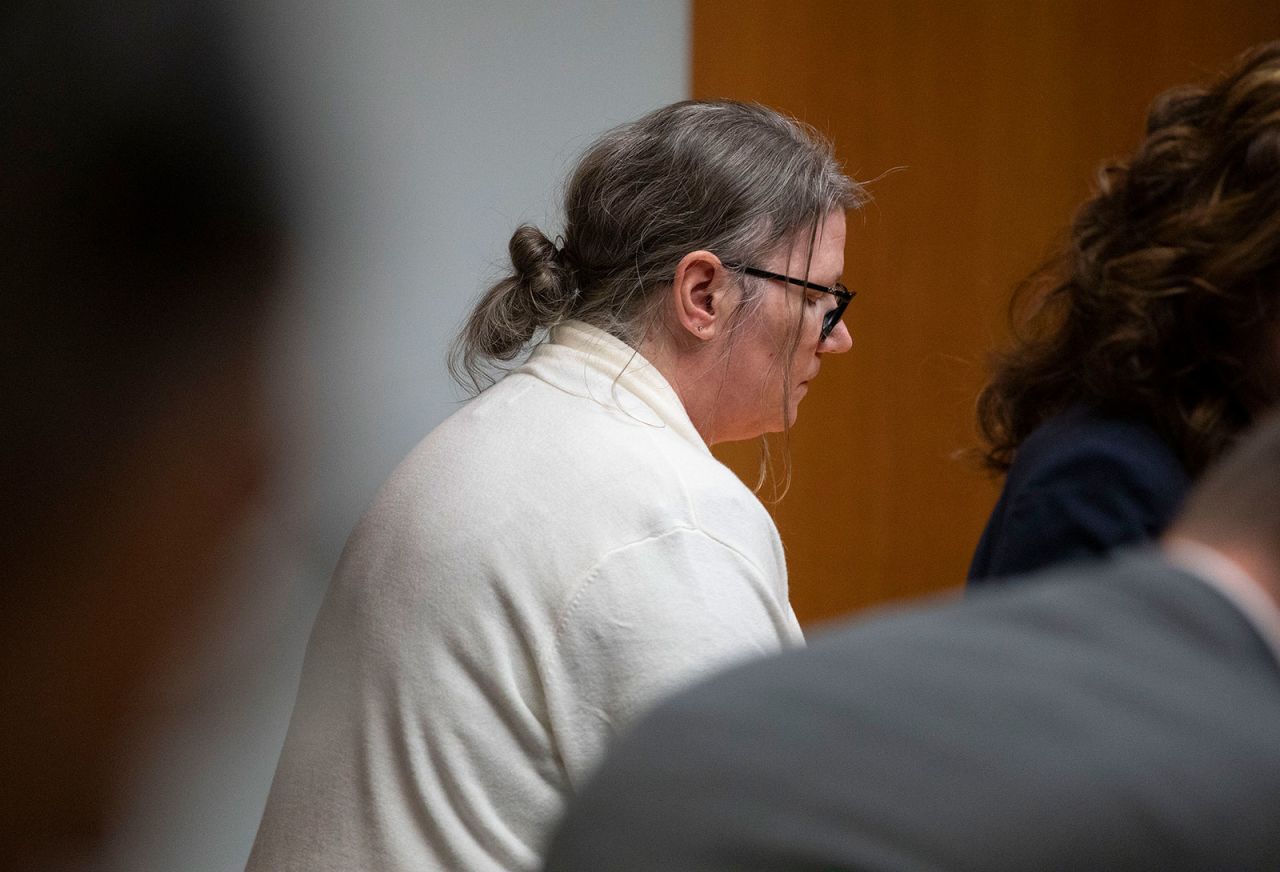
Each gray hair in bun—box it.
[450,99,864,391]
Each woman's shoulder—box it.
[368,373,769,541]
[1010,404,1188,496]
[968,404,1193,583]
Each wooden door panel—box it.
[696,0,1280,623]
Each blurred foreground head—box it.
[1,0,283,865]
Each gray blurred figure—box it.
[0,1,283,868]
[545,410,1280,871]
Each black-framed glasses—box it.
[725,263,855,341]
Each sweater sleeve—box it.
[545,526,802,788]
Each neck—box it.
[636,332,723,445]
[1164,534,1280,612]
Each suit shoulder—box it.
[1010,407,1188,500]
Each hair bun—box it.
[509,224,574,308]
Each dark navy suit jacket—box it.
[969,405,1190,584]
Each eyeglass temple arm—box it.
[728,263,852,300]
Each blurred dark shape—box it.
[0,1,284,867]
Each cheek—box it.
[789,337,816,373]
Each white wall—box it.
[107,3,688,869]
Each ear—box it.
[670,249,726,341]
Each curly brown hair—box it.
[978,42,1280,477]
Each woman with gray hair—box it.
[250,100,864,872]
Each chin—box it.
[786,400,804,428]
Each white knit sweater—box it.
[248,321,804,871]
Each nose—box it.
[820,319,853,354]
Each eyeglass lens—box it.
[821,293,849,340]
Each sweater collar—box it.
[517,320,709,454]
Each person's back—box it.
[969,404,1189,581]
[250,322,797,870]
